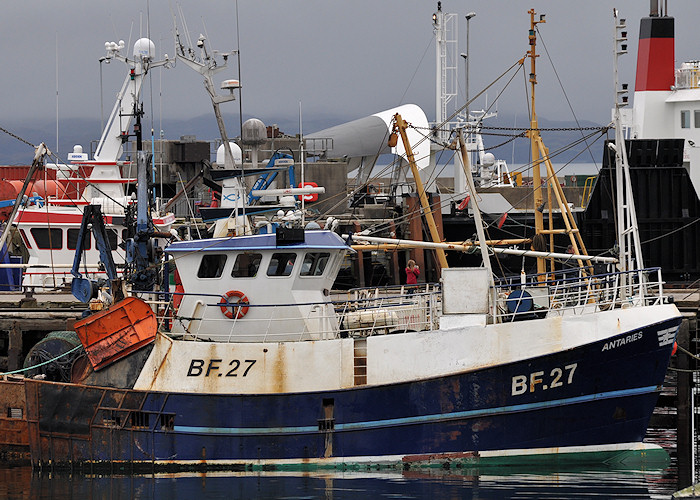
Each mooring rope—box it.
[0,344,83,377]
[667,344,700,373]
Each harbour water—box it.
[0,428,681,500]
[0,465,679,499]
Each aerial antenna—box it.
[55,33,59,156]
[202,17,212,52]
[236,0,243,137]
[174,8,244,231]
[177,5,195,57]
[147,0,158,206]
[299,101,305,225]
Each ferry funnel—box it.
[635,9,674,92]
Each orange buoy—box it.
[219,290,250,319]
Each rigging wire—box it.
[313,59,529,227]
[356,124,608,241]
[536,26,600,170]
[397,35,435,107]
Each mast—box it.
[527,9,546,275]
[174,18,246,235]
[457,129,494,287]
[392,114,449,270]
[94,39,171,163]
[89,39,171,203]
[613,9,645,281]
[432,2,457,145]
[526,10,589,276]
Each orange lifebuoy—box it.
[219,290,250,319]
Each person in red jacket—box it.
[405,259,420,293]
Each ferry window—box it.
[267,252,296,276]
[695,110,700,128]
[67,229,91,250]
[107,229,119,251]
[197,254,227,278]
[30,228,62,250]
[681,110,691,128]
[232,253,262,278]
[301,252,330,277]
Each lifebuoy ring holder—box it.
[219,290,250,319]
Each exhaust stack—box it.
[635,1,674,92]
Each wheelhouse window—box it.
[232,253,262,278]
[301,252,330,277]
[67,228,91,250]
[197,254,227,278]
[267,252,297,276]
[681,110,691,128]
[107,229,119,251]
[695,110,700,128]
[30,228,62,250]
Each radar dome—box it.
[216,142,243,166]
[67,145,88,162]
[133,38,155,59]
[482,153,496,166]
[241,119,267,146]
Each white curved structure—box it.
[306,104,436,191]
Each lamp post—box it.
[464,11,476,122]
[98,56,109,134]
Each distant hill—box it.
[0,112,607,167]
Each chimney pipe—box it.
[650,0,659,17]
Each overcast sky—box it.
[2,1,699,145]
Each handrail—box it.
[160,268,667,341]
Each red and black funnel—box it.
[635,8,675,92]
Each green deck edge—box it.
[40,445,670,475]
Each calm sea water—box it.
[0,465,680,500]
[0,428,683,500]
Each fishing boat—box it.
[19,8,683,472]
[9,38,175,290]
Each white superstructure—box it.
[622,3,700,199]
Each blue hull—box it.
[25,317,680,470]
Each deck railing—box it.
[676,65,700,89]
[151,268,667,341]
[491,267,666,323]
[158,284,441,342]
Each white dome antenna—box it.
[133,38,156,61]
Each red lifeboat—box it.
[0,180,71,218]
